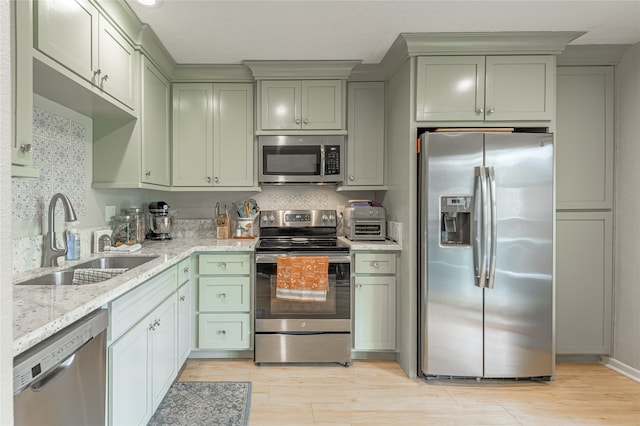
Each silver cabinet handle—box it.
[476,107,484,114]
[349,175,355,181]
[219,262,226,269]
[179,295,186,301]
[218,330,226,335]
[145,170,151,177]
[372,262,379,268]
[93,69,101,77]
[356,284,363,288]
[303,119,308,124]
[295,118,301,124]
[183,266,189,273]
[206,176,211,183]
[101,74,109,83]
[19,144,32,153]
[488,108,495,114]
[214,177,219,184]
[218,293,227,299]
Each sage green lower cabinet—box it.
[196,253,252,351]
[353,252,397,351]
[177,257,193,365]
[107,266,179,426]
[556,212,613,355]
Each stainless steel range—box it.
[254,209,351,366]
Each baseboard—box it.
[600,356,640,383]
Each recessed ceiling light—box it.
[136,0,163,7]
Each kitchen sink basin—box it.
[71,256,158,270]
[16,256,159,286]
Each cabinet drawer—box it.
[177,257,191,285]
[354,253,396,274]
[198,313,251,349]
[199,276,250,312]
[199,254,250,275]
[109,266,177,341]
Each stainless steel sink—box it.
[16,256,159,286]
[72,256,158,270]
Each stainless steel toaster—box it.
[343,206,386,241]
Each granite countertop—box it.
[12,236,401,357]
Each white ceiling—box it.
[126,0,640,65]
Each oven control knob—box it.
[301,322,306,328]
[322,214,328,222]
[269,215,275,222]
[328,213,335,221]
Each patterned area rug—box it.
[148,381,251,426]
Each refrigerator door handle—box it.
[486,166,497,289]
[473,166,487,288]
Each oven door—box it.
[255,253,351,332]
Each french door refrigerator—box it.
[419,131,554,379]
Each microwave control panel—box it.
[324,145,341,175]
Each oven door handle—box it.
[255,254,351,264]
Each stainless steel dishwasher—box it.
[13,309,108,426]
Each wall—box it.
[613,42,640,372]
[1,0,14,422]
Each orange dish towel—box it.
[276,256,329,302]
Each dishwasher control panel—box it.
[13,310,107,394]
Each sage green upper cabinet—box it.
[416,55,554,122]
[35,0,135,109]
[172,83,254,188]
[260,80,344,130]
[141,57,170,187]
[345,82,385,187]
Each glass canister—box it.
[111,214,137,246]
[124,207,146,243]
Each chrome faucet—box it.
[42,193,78,267]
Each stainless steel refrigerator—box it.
[419,131,554,379]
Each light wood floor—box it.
[178,359,640,425]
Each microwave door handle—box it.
[320,145,326,177]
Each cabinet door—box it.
[354,275,396,351]
[556,66,614,210]
[346,82,385,186]
[213,83,254,186]
[484,55,554,121]
[301,80,343,129]
[556,212,613,355]
[109,319,150,426]
[177,282,192,365]
[261,80,301,129]
[141,57,170,186]
[416,56,485,121]
[172,83,213,186]
[149,296,178,411]
[97,15,135,108]
[35,0,98,82]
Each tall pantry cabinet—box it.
[555,66,614,355]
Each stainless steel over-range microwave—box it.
[258,135,344,184]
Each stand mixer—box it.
[148,201,174,240]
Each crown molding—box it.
[243,60,361,80]
[557,44,631,65]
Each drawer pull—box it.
[218,330,226,335]
[183,266,189,273]
[218,293,227,299]
[356,284,363,288]
[372,262,379,268]
[219,262,227,269]
[179,295,186,302]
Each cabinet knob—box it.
[218,293,227,299]
[476,107,484,114]
[93,69,101,77]
[214,177,219,184]
[488,108,495,114]
[372,262,379,268]
[218,330,226,335]
[183,266,189,273]
[101,74,109,83]
[219,262,227,269]
[206,176,211,183]
[356,284,363,288]
[295,118,301,125]
[19,144,32,153]
[303,118,308,124]
[145,170,151,177]
[179,295,186,302]
[349,175,355,181]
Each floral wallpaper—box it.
[12,106,87,222]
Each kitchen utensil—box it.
[148,201,173,240]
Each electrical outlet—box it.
[105,205,116,222]
[386,221,403,245]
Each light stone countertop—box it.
[12,236,401,357]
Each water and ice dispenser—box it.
[440,196,472,246]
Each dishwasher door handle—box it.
[28,354,77,393]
